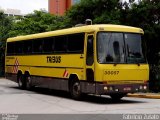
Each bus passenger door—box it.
[82,34,95,93]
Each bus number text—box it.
[104,71,119,75]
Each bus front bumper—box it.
[95,83,148,95]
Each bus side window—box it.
[43,37,54,53]
[7,42,15,55]
[54,36,67,53]
[33,39,43,53]
[67,33,84,53]
[15,41,23,54]
[24,40,32,54]
[86,35,94,66]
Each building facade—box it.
[0,7,23,17]
[49,0,80,15]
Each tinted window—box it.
[67,33,84,53]
[125,34,146,63]
[33,39,43,53]
[86,35,94,65]
[23,40,32,54]
[7,33,85,55]
[54,36,67,52]
[43,37,54,53]
[7,42,15,55]
[15,41,23,54]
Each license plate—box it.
[123,87,131,91]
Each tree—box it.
[0,11,13,76]
[9,10,72,37]
[0,11,13,43]
[66,0,122,25]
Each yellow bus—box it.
[5,24,149,100]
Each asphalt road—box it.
[0,78,160,114]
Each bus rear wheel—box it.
[17,74,25,89]
[70,80,81,100]
[25,75,33,90]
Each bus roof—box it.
[7,24,144,42]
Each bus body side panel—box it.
[5,54,85,91]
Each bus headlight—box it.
[115,89,119,92]
[143,85,147,90]
[104,86,108,90]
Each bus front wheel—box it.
[70,80,81,100]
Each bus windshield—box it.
[97,32,146,64]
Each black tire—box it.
[17,74,25,89]
[70,80,82,100]
[25,74,33,90]
[110,93,126,101]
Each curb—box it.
[127,93,160,99]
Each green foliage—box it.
[0,11,13,43]
[0,11,12,76]
[66,0,122,24]
[0,11,12,56]
[149,64,160,92]
[9,10,72,37]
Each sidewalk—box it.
[127,92,160,99]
